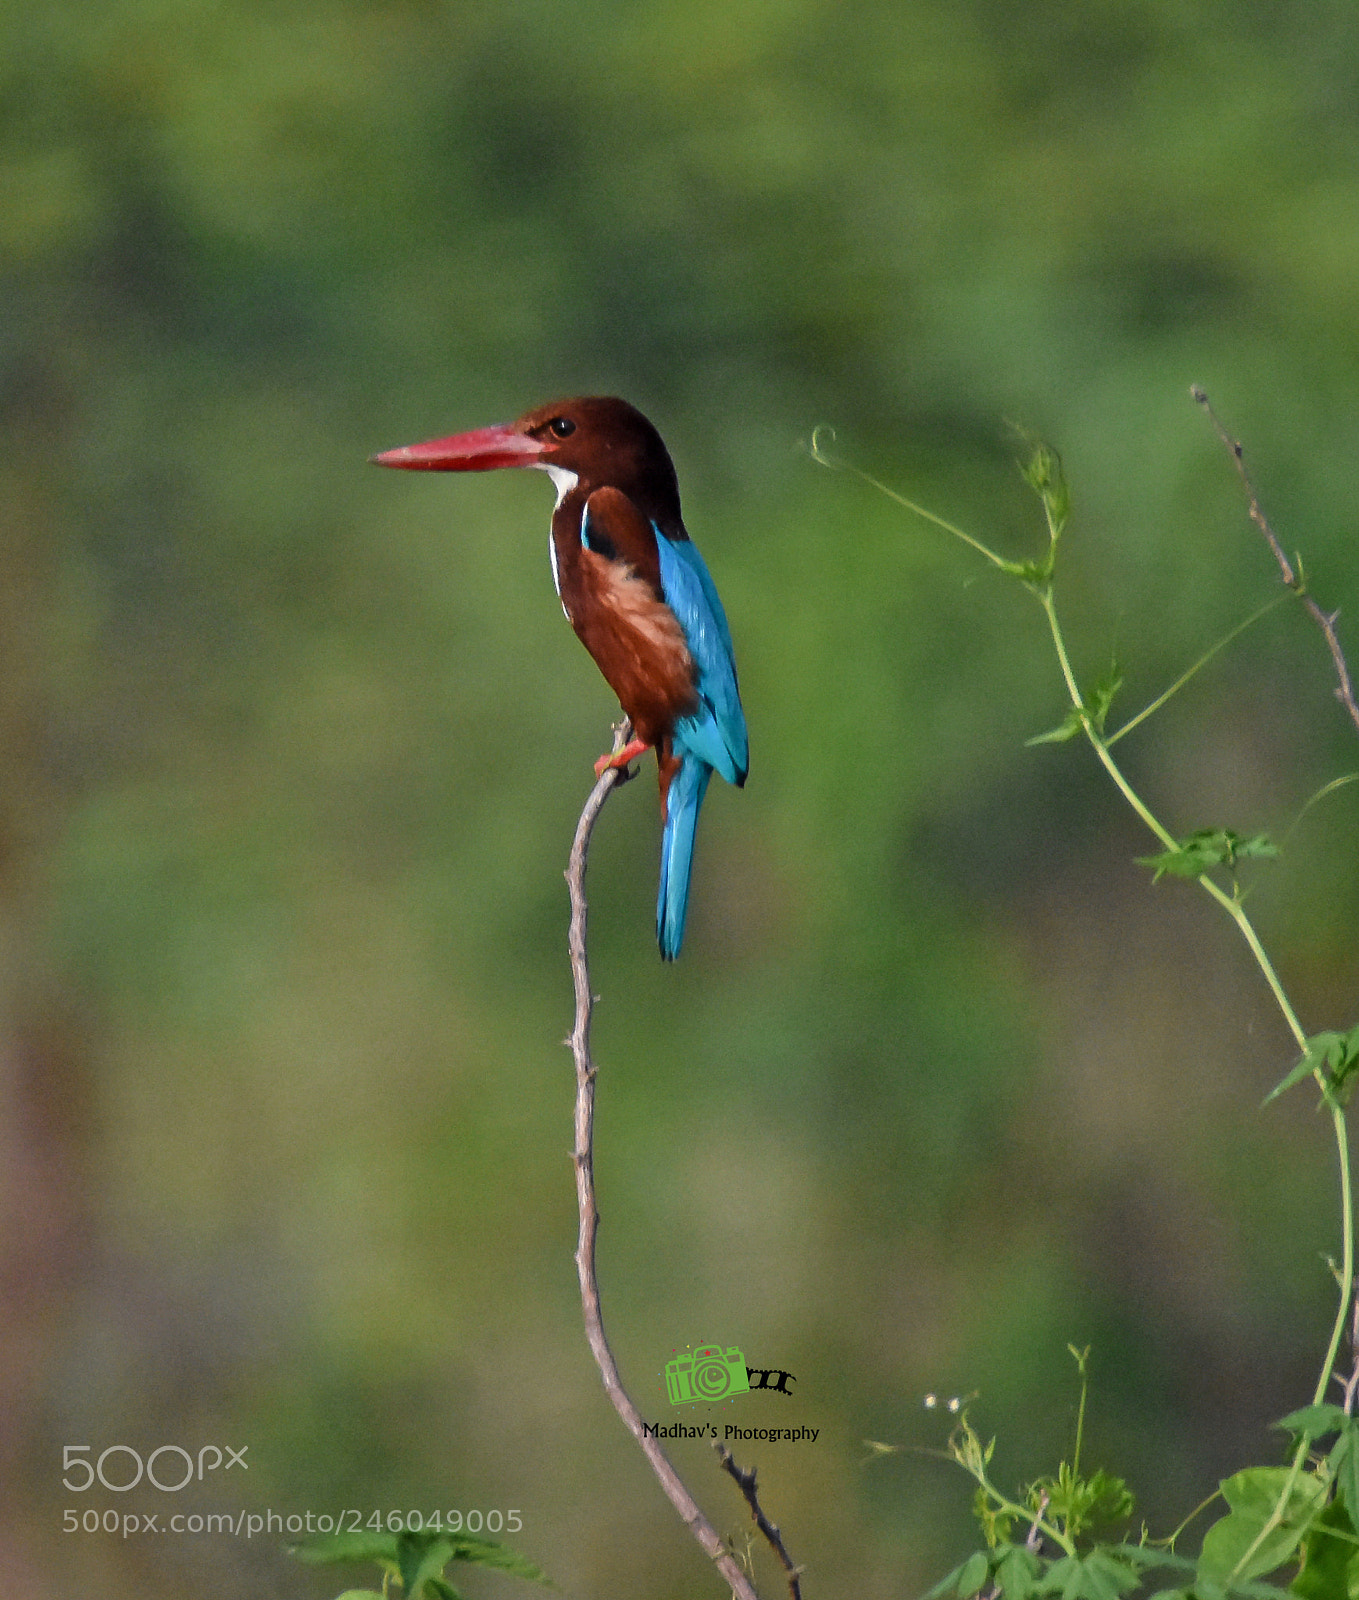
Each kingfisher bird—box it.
[371,396,748,960]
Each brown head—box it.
[371,396,684,536]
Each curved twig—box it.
[566,720,763,1600]
[1192,385,1359,738]
[715,1445,803,1600]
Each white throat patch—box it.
[541,466,578,619]
[541,465,579,508]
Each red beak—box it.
[369,422,548,471]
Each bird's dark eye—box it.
[548,416,576,438]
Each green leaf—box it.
[291,1524,549,1597]
[1037,1551,1140,1600]
[445,1535,551,1583]
[921,1559,970,1600]
[290,1530,400,1568]
[1267,1030,1359,1107]
[1085,1549,1142,1592]
[1263,1052,1326,1106]
[1025,670,1122,748]
[1075,1562,1123,1600]
[1026,707,1086,746]
[1107,1545,1194,1574]
[957,1550,991,1596]
[398,1532,456,1596]
[1293,1498,1359,1600]
[1139,829,1278,883]
[1273,1404,1348,1439]
[1196,1466,1324,1584]
[329,1592,386,1600]
[996,1544,1042,1599]
[1331,1429,1359,1518]
[1040,1554,1081,1598]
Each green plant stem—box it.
[976,1471,1076,1559]
[1036,580,1356,1573]
[808,429,1019,574]
[1230,1435,1310,1583]
[1107,595,1288,748]
[1038,590,1177,853]
[1316,1104,1355,1409]
[1158,1488,1225,1551]
[831,446,1359,1579]
[1070,1347,1089,1484]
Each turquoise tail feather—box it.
[657,755,712,960]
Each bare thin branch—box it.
[567,720,763,1600]
[1192,385,1359,737]
[715,1445,804,1600]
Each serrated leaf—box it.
[290,1531,400,1567]
[426,1579,466,1600]
[1274,1403,1348,1439]
[1197,1466,1324,1583]
[445,1535,551,1584]
[330,1592,386,1600]
[957,1550,990,1596]
[1085,1549,1141,1589]
[1038,1551,1140,1600]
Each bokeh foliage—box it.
[4,2,1359,1596]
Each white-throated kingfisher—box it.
[371,397,748,960]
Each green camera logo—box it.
[665,1345,751,1405]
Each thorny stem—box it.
[567,720,764,1600]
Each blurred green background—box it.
[4,1,1359,1595]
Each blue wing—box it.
[654,527,749,786]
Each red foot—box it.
[594,738,651,776]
